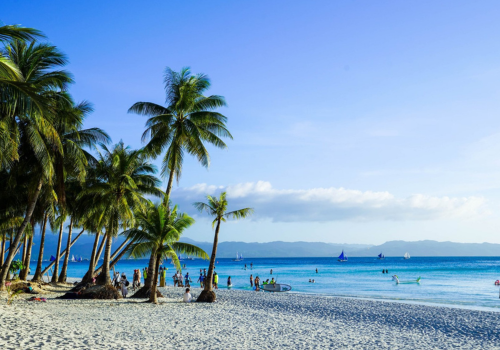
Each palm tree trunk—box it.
[21,236,27,268]
[20,235,33,280]
[40,229,84,276]
[58,218,73,283]
[149,252,161,303]
[97,234,112,285]
[93,232,106,266]
[32,213,48,282]
[51,220,64,283]
[81,231,100,284]
[0,178,43,290]
[91,240,131,278]
[164,165,176,205]
[0,233,6,270]
[197,218,221,302]
[131,250,156,298]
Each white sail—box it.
[404,252,410,259]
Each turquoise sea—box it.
[32,256,500,310]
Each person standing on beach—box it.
[250,274,253,287]
[198,273,204,288]
[137,268,142,286]
[227,276,232,287]
[254,276,260,291]
[162,268,167,286]
[185,272,190,287]
[120,273,129,298]
[213,272,219,289]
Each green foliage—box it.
[9,259,24,274]
[124,202,208,272]
[129,67,232,199]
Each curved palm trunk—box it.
[0,178,43,290]
[21,236,27,268]
[58,218,73,283]
[131,249,156,298]
[149,252,161,303]
[0,233,5,270]
[40,229,84,275]
[164,165,176,205]
[51,221,64,283]
[197,218,221,302]
[32,213,48,281]
[97,234,112,285]
[91,240,132,279]
[81,231,100,284]
[19,235,33,280]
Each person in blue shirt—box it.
[184,272,191,287]
[197,273,204,288]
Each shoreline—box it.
[1,285,499,349]
[31,274,500,313]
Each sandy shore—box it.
[1,285,499,349]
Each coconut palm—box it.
[0,40,73,289]
[80,142,163,285]
[128,67,232,203]
[194,192,253,302]
[125,202,208,302]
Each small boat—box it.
[77,256,83,262]
[262,283,292,292]
[337,250,348,262]
[186,257,194,260]
[70,255,76,262]
[50,255,56,262]
[404,252,410,260]
[377,253,385,260]
[232,252,243,262]
[393,275,421,284]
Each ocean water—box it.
[31,256,500,310]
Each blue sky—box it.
[4,1,500,244]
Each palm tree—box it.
[194,192,253,302]
[125,202,208,303]
[128,67,232,203]
[0,40,72,289]
[80,142,163,285]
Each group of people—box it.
[173,270,191,287]
[196,268,219,289]
[112,272,130,297]
[382,269,389,274]
[248,274,276,291]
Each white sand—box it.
[1,285,499,349]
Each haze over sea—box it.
[33,256,500,310]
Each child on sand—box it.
[183,288,192,303]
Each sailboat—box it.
[232,252,243,261]
[50,255,56,262]
[70,255,76,262]
[377,253,385,260]
[404,252,410,260]
[77,256,83,262]
[337,250,347,262]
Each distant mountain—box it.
[15,232,500,259]
[179,238,372,258]
[349,240,500,257]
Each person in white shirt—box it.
[183,288,192,303]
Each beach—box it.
[1,285,499,349]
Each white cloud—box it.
[170,181,486,222]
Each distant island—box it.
[26,232,500,259]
